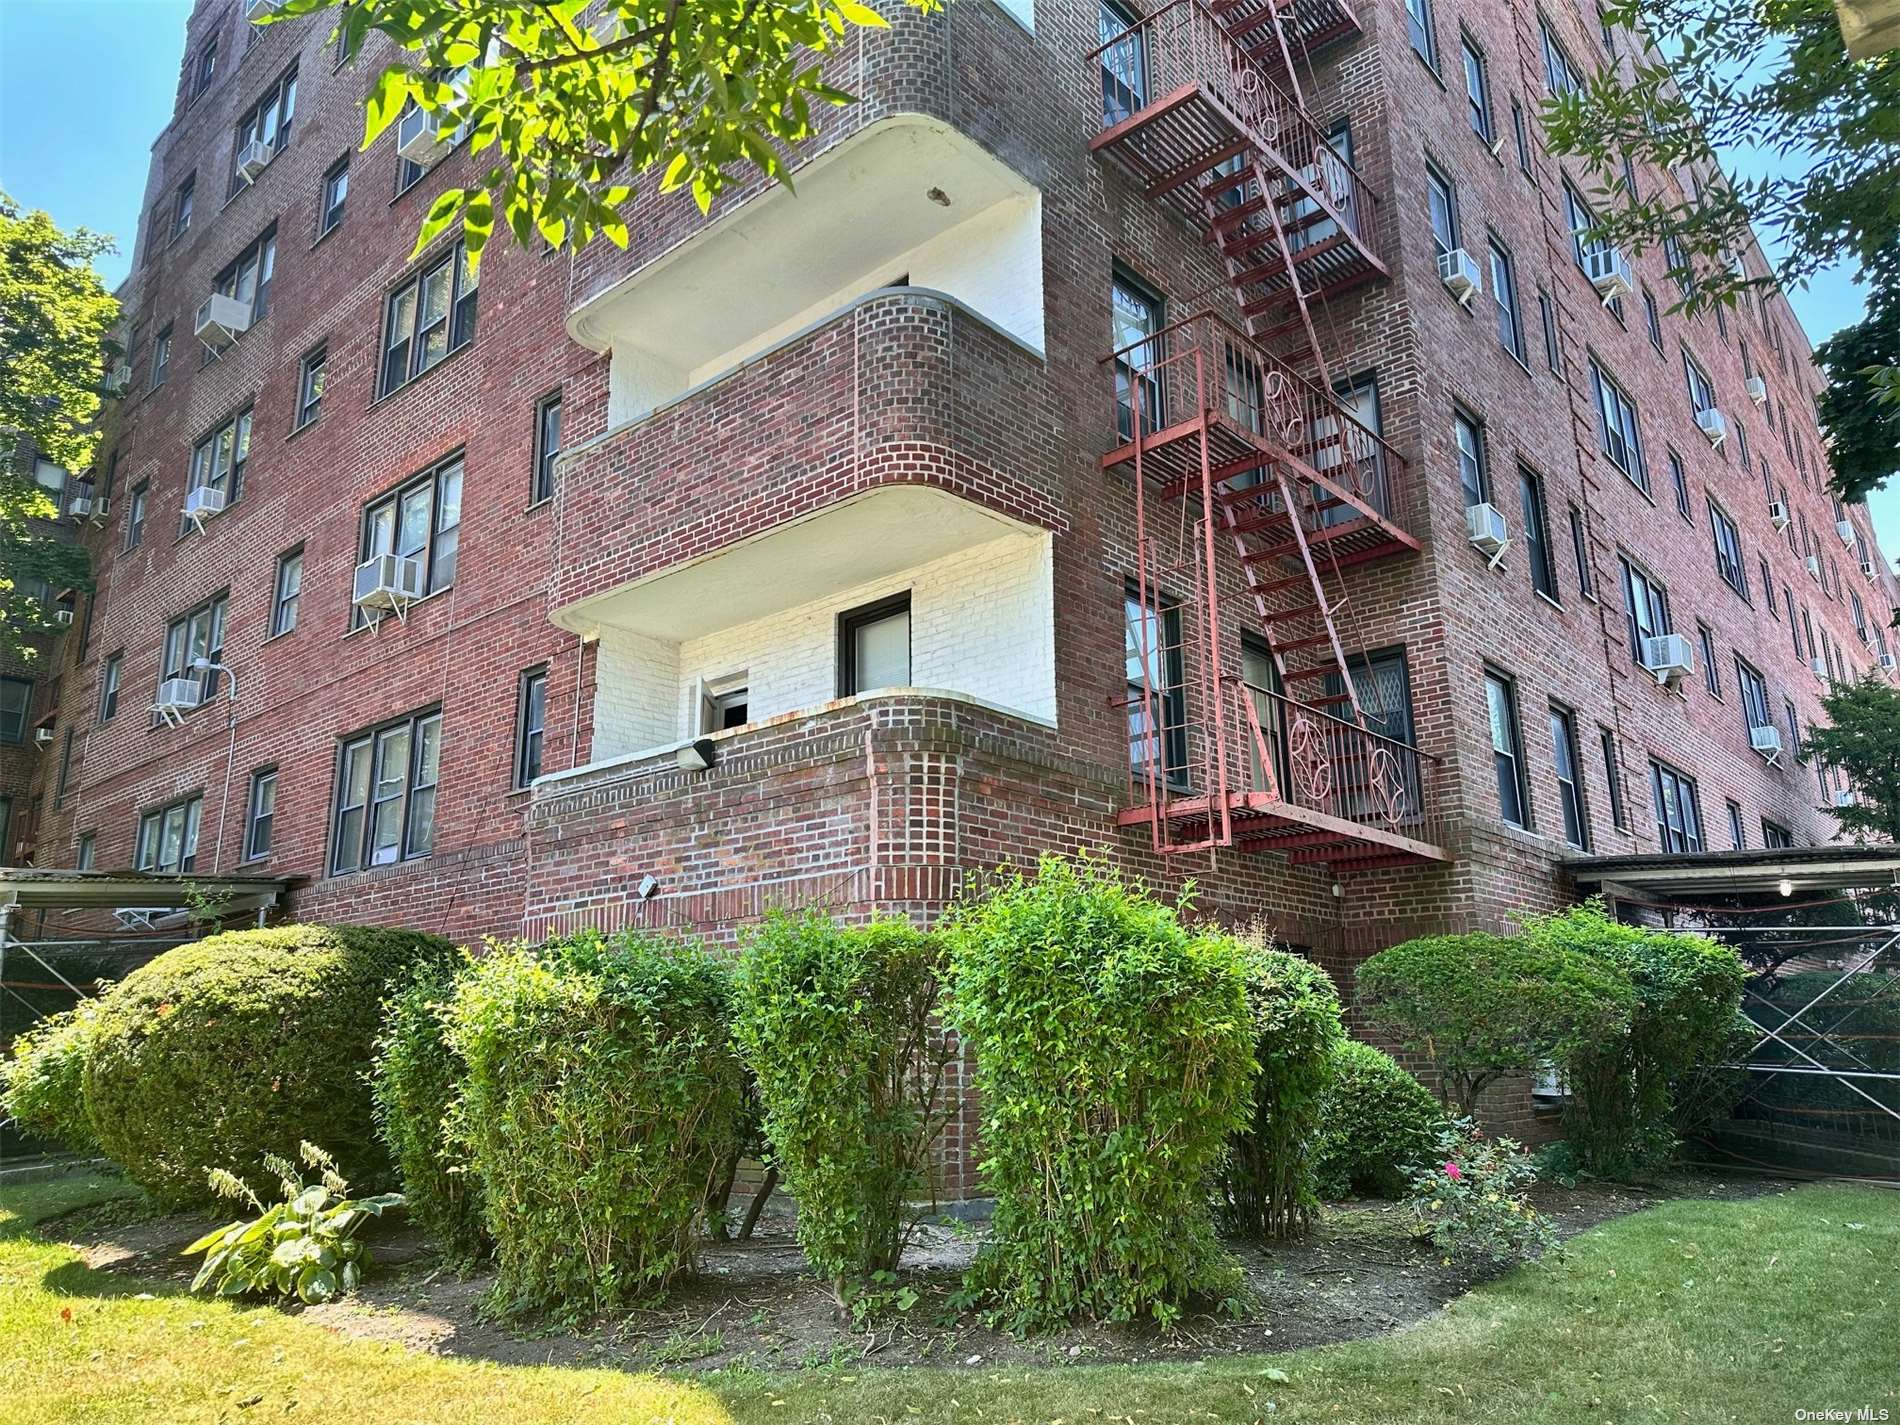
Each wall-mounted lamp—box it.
[636,874,659,901]
[1778,877,1794,898]
[676,738,717,773]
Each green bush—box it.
[371,959,489,1270]
[1523,902,1746,1179]
[1,996,105,1153]
[732,911,953,1302]
[1356,931,1635,1117]
[1405,1120,1556,1265]
[1313,1039,1447,1200]
[83,925,456,1207]
[445,930,742,1314]
[945,854,1255,1331]
[1215,931,1344,1239]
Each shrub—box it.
[371,959,488,1270]
[732,911,954,1302]
[445,930,742,1314]
[1356,931,1635,1117]
[1405,1120,1556,1264]
[1523,902,1746,1179]
[84,925,456,1207]
[1215,930,1344,1239]
[1,996,105,1153]
[945,854,1255,1331]
[1313,1039,1447,1200]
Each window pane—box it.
[854,610,910,689]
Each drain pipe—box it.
[193,658,241,874]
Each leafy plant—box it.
[1406,1121,1557,1265]
[445,930,742,1314]
[944,854,1255,1332]
[0,994,105,1153]
[1215,927,1344,1239]
[1313,1039,1448,1201]
[1804,674,1900,843]
[370,958,489,1270]
[1355,932,1635,1118]
[184,1143,402,1303]
[732,911,953,1304]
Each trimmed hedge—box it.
[945,855,1254,1331]
[84,925,456,1207]
[1313,1040,1447,1200]
[1,997,104,1153]
[371,960,489,1270]
[733,912,953,1301]
[1216,934,1344,1239]
[446,931,743,1314]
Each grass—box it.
[1,1171,1894,1424]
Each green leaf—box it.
[411,188,469,260]
[833,0,890,28]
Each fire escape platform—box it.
[1206,0,1364,74]
[1117,791,1448,870]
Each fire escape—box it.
[1093,0,1446,874]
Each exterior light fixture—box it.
[1778,877,1794,898]
[676,738,717,773]
[636,874,659,900]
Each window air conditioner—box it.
[90,496,110,523]
[1806,554,1822,579]
[1837,518,1857,546]
[1438,247,1482,305]
[1811,655,1829,678]
[1585,245,1634,303]
[1745,374,1768,405]
[1749,724,1783,761]
[183,485,227,525]
[66,485,94,519]
[234,137,274,184]
[245,0,275,19]
[1640,632,1694,687]
[155,677,202,717]
[1695,407,1727,449]
[1881,652,1897,672]
[396,104,451,167]
[104,363,132,395]
[1863,558,1879,579]
[54,608,74,627]
[1465,502,1509,561]
[33,726,54,747]
[353,553,426,614]
[1832,787,1855,809]
[194,292,252,347]
[1768,499,1791,531]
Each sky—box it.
[1,0,1892,551]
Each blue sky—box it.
[2,0,1892,550]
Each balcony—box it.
[1205,0,1365,81]
[568,115,1043,427]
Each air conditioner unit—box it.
[1832,787,1855,809]
[1695,407,1727,449]
[245,0,275,19]
[1806,554,1822,579]
[233,137,274,184]
[104,363,132,395]
[1837,519,1857,546]
[54,608,74,627]
[1863,558,1879,579]
[66,486,94,519]
[155,676,202,717]
[1811,655,1829,678]
[90,496,110,523]
[353,553,426,615]
[1749,724,1783,762]
[183,485,227,525]
[1466,501,1509,561]
[1438,248,1482,305]
[194,292,252,347]
[1640,632,1695,687]
[1881,652,1896,672]
[33,726,53,747]
[1768,499,1791,531]
[1585,245,1634,303]
[396,104,452,167]
[1745,374,1768,405]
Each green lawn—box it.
[2,1172,1894,1424]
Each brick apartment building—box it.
[8,0,1895,1148]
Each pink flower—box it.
[1443,1162,1462,1181]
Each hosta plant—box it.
[183,1143,402,1304]
[1405,1120,1558,1266]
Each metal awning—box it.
[1569,845,1900,900]
[0,868,295,925]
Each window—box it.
[1511,99,1533,174]
[838,593,912,696]
[1489,239,1524,361]
[171,176,194,240]
[1761,557,1777,614]
[272,547,303,636]
[1663,231,1694,302]
[1484,670,1529,828]
[1853,591,1869,643]
[99,652,122,722]
[1538,288,1561,372]
[125,481,148,549]
[0,677,30,744]
[1568,504,1594,597]
[1541,18,1585,94]
[150,326,171,389]
[1590,359,1647,491]
[1709,498,1747,598]
[1126,583,1187,790]
[1619,556,1670,660]
[1461,38,1492,140]
[1454,409,1488,508]
[320,156,348,236]
[1406,0,1438,69]
[1644,289,1663,351]
[296,346,326,428]
[1762,819,1795,849]
[331,709,442,873]
[515,667,548,788]
[245,768,277,860]
[1698,623,1720,697]
[76,832,96,870]
[187,407,252,516]
[356,455,463,625]
[210,226,277,338]
[1683,350,1718,419]
[1550,704,1588,849]
[1098,0,1147,127]
[1111,268,1165,442]
[1668,448,1691,519]
[193,39,217,97]
[137,794,203,873]
[1726,800,1745,850]
[161,594,228,706]
[1735,656,1771,736]
[1519,465,1556,599]
[1563,183,1604,272]
[1600,727,1627,829]
[532,391,562,504]
[1649,759,1703,853]
[1425,164,1459,262]
[699,675,749,733]
[229,65,297,196]
[379,241,478,395]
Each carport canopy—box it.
[1569,845,1900,903]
